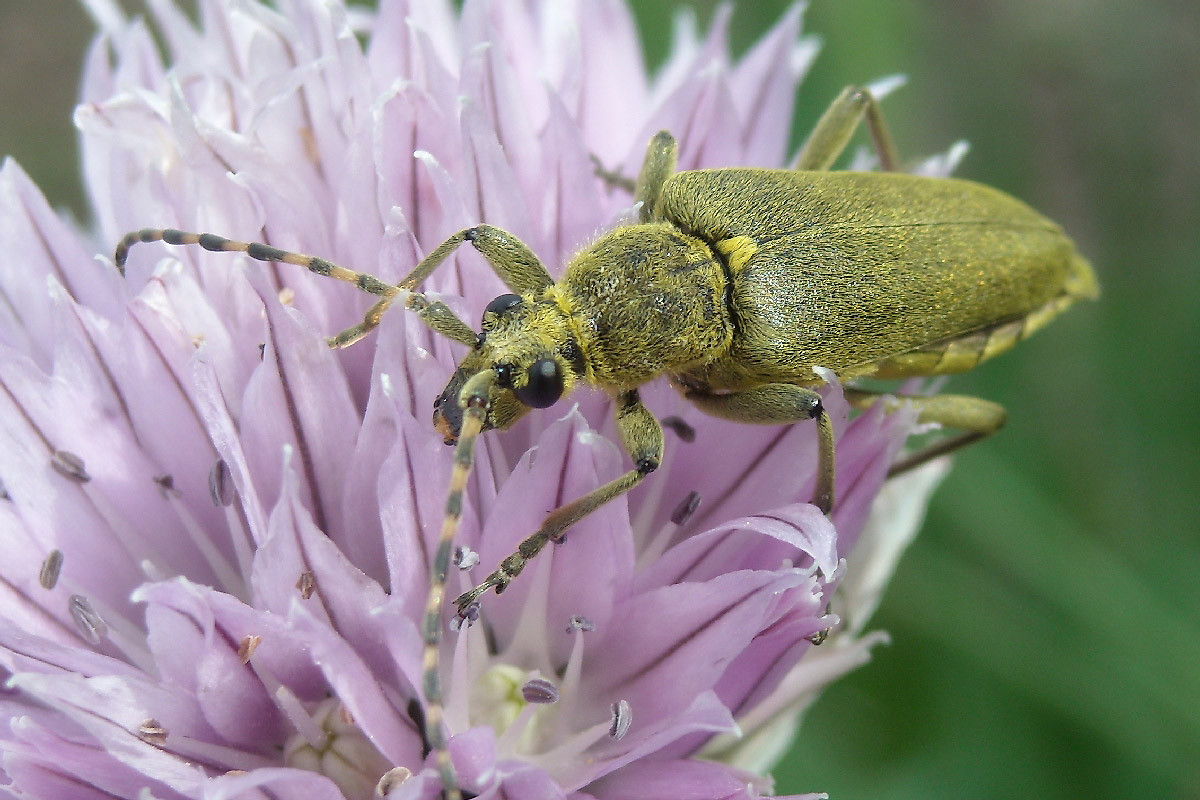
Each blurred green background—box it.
[2,1,1196,798]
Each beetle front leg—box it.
[331,224,556,347]
[591,130,678,220]
[453,388,663,614]
[793,85,900,172]
[634,131,679,220]
[684,383,836,514]
[844,389,1007,476]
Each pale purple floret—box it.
[0,2,956,799]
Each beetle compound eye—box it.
[514,358,563,408]
[483,293,522,322]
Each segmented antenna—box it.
[116,228,483,799]
[115,228,404,347]
[421,399,486,800]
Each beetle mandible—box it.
[115,86,1097,800]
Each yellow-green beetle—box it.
[116,86,1097,800]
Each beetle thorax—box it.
[559,223,735,390]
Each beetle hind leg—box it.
[845,389,1007,477]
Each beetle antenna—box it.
[422,367,497,800]
[114,228,482,348]
[114,228,396,295]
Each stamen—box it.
[68,594,107,644]
[670,490,702,526]
[297,571,316,599]
[555,615,589,725]
[275,685,328,750]
[521,678,560,705]
[0,477,9,500]
[451,601,480,631]
[238,635,261,663]
[39,549,63,589]
[51,450,90,483]
[375,766,412,796]
[608,700,633,740]
[153,474,178,498]
[66,584,154,670]
[660,415,697,443]
[163,735,275,772]
[138,719,168,745]
[209,459,233,506]
[637,488,702,571]
[162,490,246,599]
[453,545,479,570]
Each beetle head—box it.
[433,292,585,443]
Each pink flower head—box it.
[0,2,956,799]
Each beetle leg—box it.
[453,388,663,613]
[590,154,637,193]
[844,388,1007,476]
[634,131,679,221]
[328,224,556,347]
[589,130,678,219]
[398,224,553,296]
[590,129,678,217]
[308,222,556,346]
[683,383,836,514]
[793,85,901,172]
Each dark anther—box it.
[454,601,481,629]
[153,474,178,499]
[661,415,696,443]
[670,490,702,525]
[40,549,63,590]
[521,678,560,705]
[69,594,107,644]
[209,459,233,507]
[51,451,90,483]
[609,700,633,740]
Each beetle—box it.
[115,86,1097,800]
